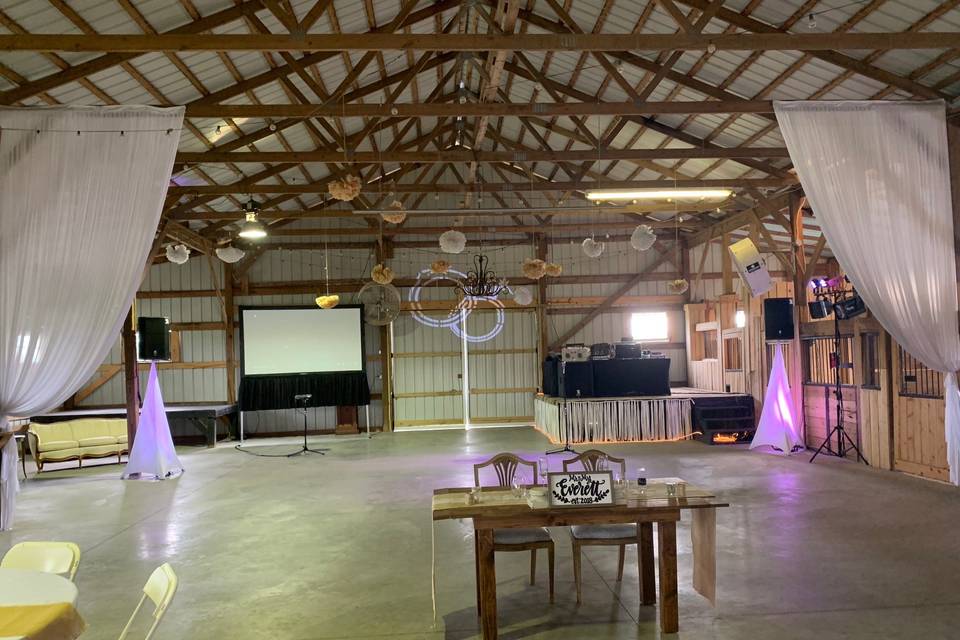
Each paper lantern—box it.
[582,237,604,258]
[544,262,563,277]
[667,278,689,294]
[315,294,340,309]
[521,258,546,280]
[371,263,395,285]
[430,260,450,274]
[439,230,467,254]
[513,286,534,306]
[215,246,246,264]
[165,244,190,264]
[630,224,657,251]
[328,175,361,201]
[381,201,407,224]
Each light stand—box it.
[287,394,330,457]
[808,286,868,465]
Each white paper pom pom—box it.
[668,278,689,295]
[512,286,534,306]
[215,246,246,263]
[439,229,467,254]
[165,244,190,264]
[630,224,657,251]
[582,237,604,258]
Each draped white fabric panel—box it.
[0,106,184,528]
[774,100,960,482]
[534,396,692,443]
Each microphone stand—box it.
[288,395,330,457]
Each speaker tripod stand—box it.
[545,400,579,456]
[809,297,868,465]
[288,394,330,457]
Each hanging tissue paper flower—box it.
[430,260,450,274]
[439,230,467,254]
[215,245,246,264]
[582,237,604,258]
[521,258,546,280]
[668,278,690,295]
[513,286,534,306]
[328,174,362,201]
[630,224,657,251]
[544,262,563,277]
[371,263,395,285]
[381,201,407,224]
[315,294,340,309]
[165,244,190,264]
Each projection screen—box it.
[240,306,364,375]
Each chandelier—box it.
[457,254,508,298]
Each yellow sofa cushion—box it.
[37,439,79,453]
[117,435,128,445]
[69,419,125,441]
[78,436,117,447]
[39,447,82,461]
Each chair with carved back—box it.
[562,449,634,604]
[472,453,554,607]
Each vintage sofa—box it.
[27,419,128,471]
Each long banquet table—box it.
[432,483,727,639]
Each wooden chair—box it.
[563,449,634,604]
[473,453,554,606]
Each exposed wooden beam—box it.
[3,32,957,53]
[0,1,265,105]
[183,100,780,119]
[687,194,793,245]
[167,177,794,196]
[674,0,952,100]
[176,146,790,164]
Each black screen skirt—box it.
[239,371,371,411]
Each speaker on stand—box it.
[136,317,171,361]
[763,298,795,341]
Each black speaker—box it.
[834,295,867,320]
[558,361,594,398]
[137,317,171,361]
[808,299,832,319]
[763,298,794,341]
[592,358,672,397]
[542,356,560,396]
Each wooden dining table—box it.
[0,568,86,640]
[432,484,727,639]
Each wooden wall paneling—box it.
[891,339,950,481]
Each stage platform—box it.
[29,404,237,448]
[533,388,753,445]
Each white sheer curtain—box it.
[0,106,183,528]
[774,100,960,482]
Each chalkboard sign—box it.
[548,471,614,507]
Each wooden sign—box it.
[548,471,614,507]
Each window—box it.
[802,336,854,386]
[861,333,880,389]
[734,310,746,328]
[630,312,669,342]
[701,330,718,359]
[723,336,742,371]
[898,346,943,398]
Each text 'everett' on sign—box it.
[548,471,614,507]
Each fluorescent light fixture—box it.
[585,188,733,201]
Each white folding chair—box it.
[118,563,178,640]
[1,541,81,580]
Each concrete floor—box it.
[4,427,960,639]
